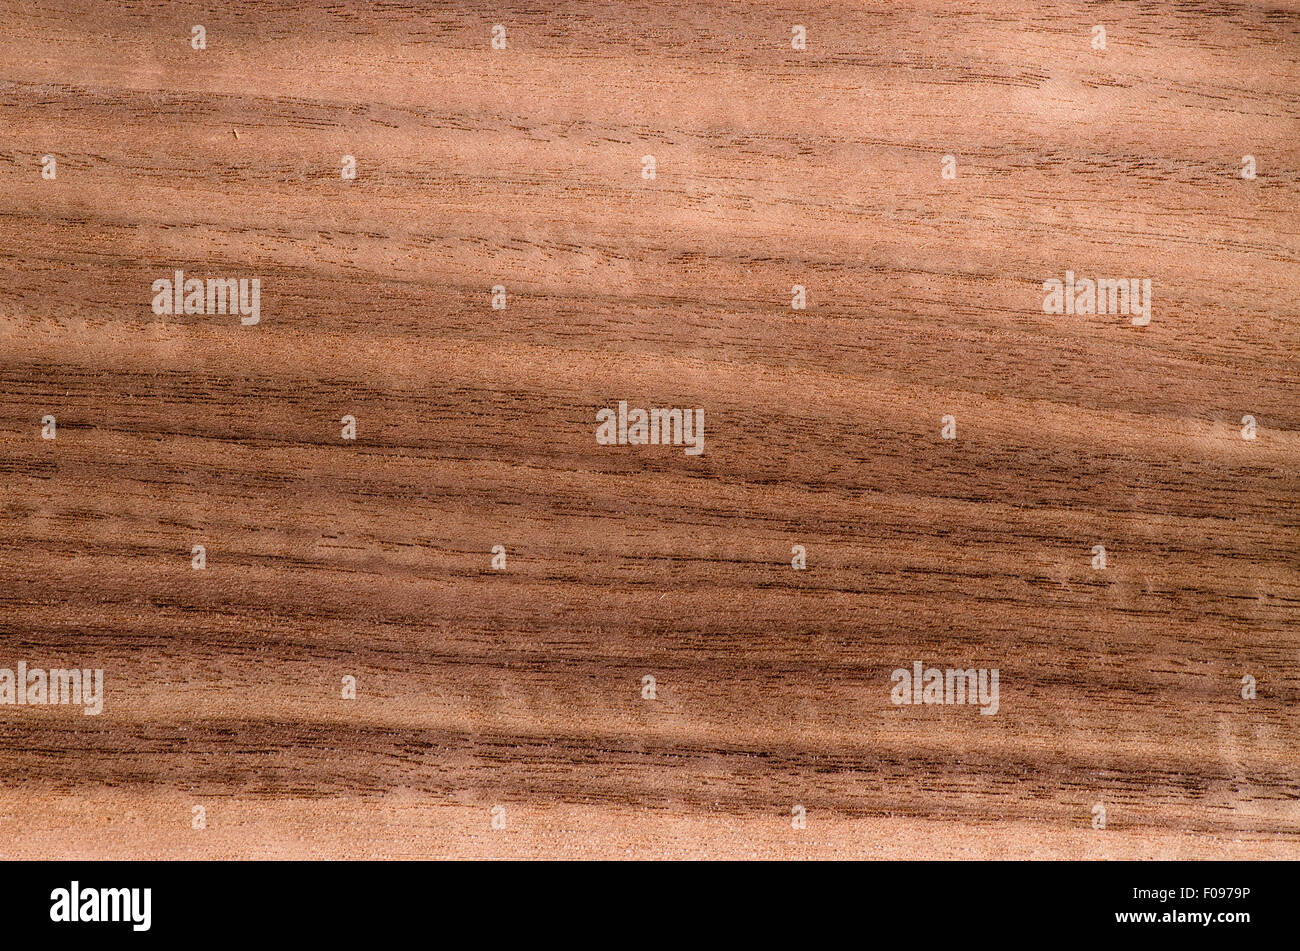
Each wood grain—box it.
[0,0,1297,859]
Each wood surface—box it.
[0,0,1297,859]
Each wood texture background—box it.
[1,0,1297,859]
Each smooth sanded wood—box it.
[0,0,1296,858]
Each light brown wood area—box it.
[0,0,1297,859]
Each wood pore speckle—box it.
[0,0,1297,860]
